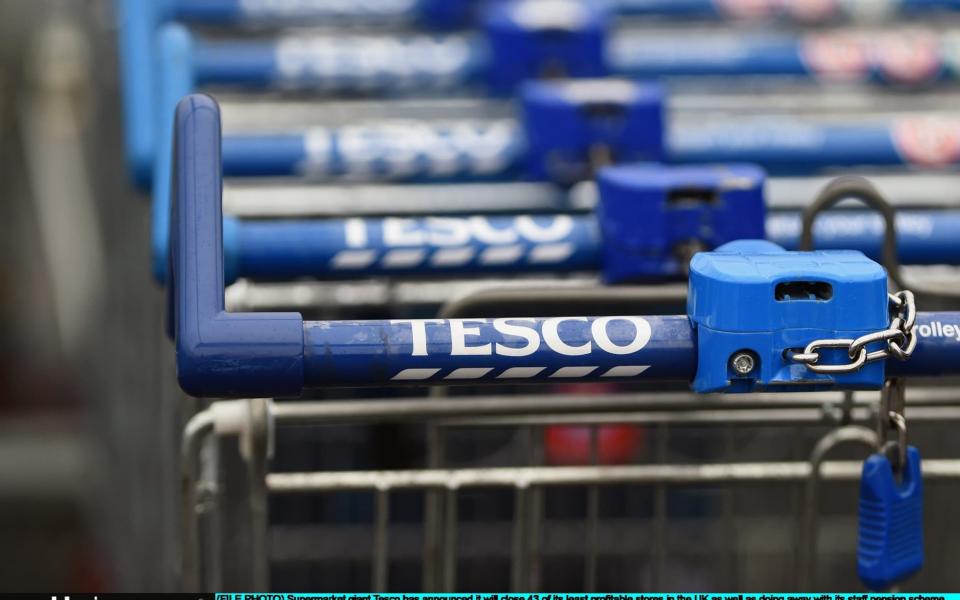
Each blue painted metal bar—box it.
[611,0,960,20]
[172,95,960,399]
[300,316,697,388]
[189,29,960,89]
[217,211,960,284]
[131,0,960,29]
[212,117,945,179]
[230,215,601,282]
[668,119,931,173]
[609,29,953,84]
[124,0,481,33]
[187,28,959,92]
[766,212,960,265]
[193,35,488,90]
[888,312,960,378]
[173,0,473,27]
[220,122,524,180]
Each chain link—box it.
[789,291,917,374]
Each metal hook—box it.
[800,175,960,302]
[799,424,882,589]
[879,378,909,474]
[800,175,904,289]
[888,410,908,473]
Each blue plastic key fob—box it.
[858,446,924,590]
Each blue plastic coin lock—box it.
[484,0,608,94]
[522,79,663,183]
[597,164,766,283]
[688,240,890,393]
[858,446,924,591]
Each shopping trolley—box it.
[111,1,960,592]
[167,91,960,592]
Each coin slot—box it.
[667,187,718,206]
[775,281,833,302]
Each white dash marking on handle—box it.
[601,365,650,378]
[550,366,599,378]
[529,243,575,264]
[479,244,524,265]
[391,368,441,381]
[445,367,494,380]
[497,366,547,379]
[382,248,427,268]
[331,249,378,269]
[430,247,475,267]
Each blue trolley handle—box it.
[612,0,960,21]
[171,94,960,399]
[129,15,960,186]
[118,0,482,184]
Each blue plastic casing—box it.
[858,446,924,591]
[483,0,608,94]
[688,240,889,393]
[597,163,765,283]
[522,79,664,183]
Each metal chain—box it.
[789,291,917,374]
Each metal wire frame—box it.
[181,388,960,592]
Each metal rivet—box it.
[730,351,756,376]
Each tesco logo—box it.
[393,317,652,358]
[345,215,576,248]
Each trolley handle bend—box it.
[171,94,305,398]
